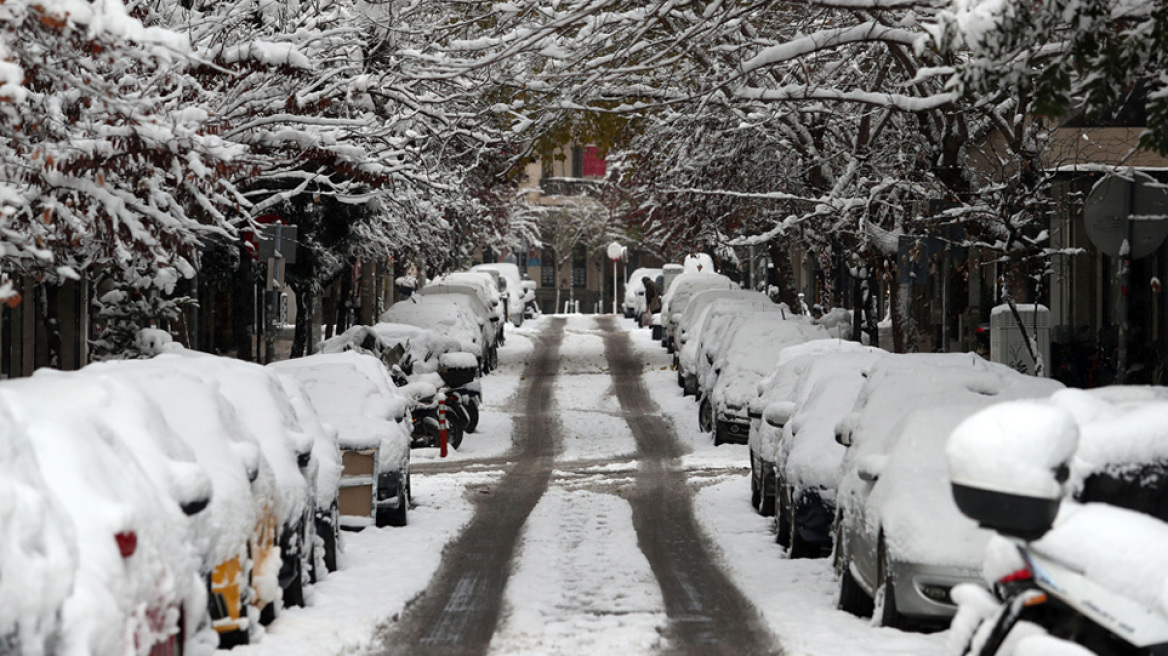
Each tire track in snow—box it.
[598,316,780,656]
[375,318,565,656]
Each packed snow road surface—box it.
[379,318,566,654]
[236,315,942,656]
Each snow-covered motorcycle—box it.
[946,401,1168,656]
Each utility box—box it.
[990,304,1051,377]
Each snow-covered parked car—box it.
[160,352,326,618]
[472,263,525,327]
[691,304,789,401]
[0,375,213,656]
[946,387,1168,656]
[833,353,1063,629]
[674,290,777,395]
[423,271,504,348]
[698,315,829,445]
[320,322,464,377]
[623,267,662,319]
[659,271,737,352]
[0,402,77,656]
[272,352,413,529]
[382,295,487,372]
[87,359,283,644]
[766,345,883,553]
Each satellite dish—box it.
[1083,173,1168,259]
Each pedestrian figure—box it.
[641,276,661,327]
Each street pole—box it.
[612,258,618,315]
[605,241,623,316]
[1117,216,1132,383]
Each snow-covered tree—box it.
[0,0,244,294]
[930,0,1168,155]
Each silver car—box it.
[833,354,1063,629]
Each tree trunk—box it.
[38,283,61,368]
[290,281,313,359]
[864,268,881,347]
[766,241,800,310]
[335,260,354,333]
[233,245,256,361]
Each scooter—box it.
[947,406,1168,656]
[409,389,467,450]
[954,529,1168,656]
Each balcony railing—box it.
[540,177,602,198]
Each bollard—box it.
[438,398,448,458]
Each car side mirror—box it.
[764,401,795,429]
[857,454,887,483]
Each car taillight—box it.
[116,531,138,558]
[998,569,1033,584]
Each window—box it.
[541,249,556,287]
[571,245,587,288]
[571,147,584,178]
[582,147,606,177]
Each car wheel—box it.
[219,627,249,648]
[698,399,713,433]
[876,537,905,629]
[677,369,685,388]
[713,422,730,446]
[775,493,791,548]
[789,498,811,559]
[385,485,408,527]
[759,471,776,517]
[283,556,305,609]
[838,560,874,617]
[750,457,762,510]
[259,599,278,626]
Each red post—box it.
[438,398,448,458]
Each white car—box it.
[763,343,886,557]
[0,376,211,656]
[272,352,413,529]
[472,262,525,327]
[660,272,738,352]
[426,271,504,344]
[419,283,498,349]
[833,353,1063,629]
[101,360,283,642]
[691,305,788,401]
[382,295,487,370]
[0,402,77,656]
[674,290,775,394]
[698,315,829,445]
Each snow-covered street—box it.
[230,314,944,655]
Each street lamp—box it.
[606,241,624,315]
